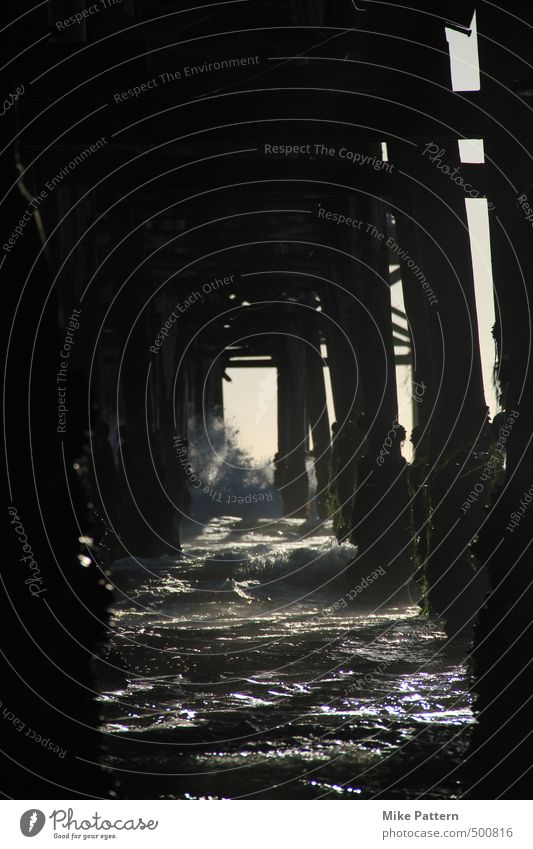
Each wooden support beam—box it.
[304,325,331,520]
[276,334,309,516]
[389,139,489,633]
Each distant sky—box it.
[223,367,279,464]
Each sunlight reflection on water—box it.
[98,517,473,799]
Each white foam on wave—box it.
[236,540,357,588]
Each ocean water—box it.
[96,515,474,800]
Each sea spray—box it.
[185,415,282,519]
